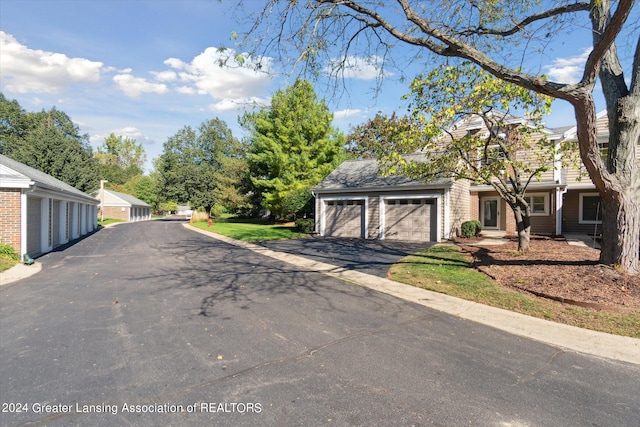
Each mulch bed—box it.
[453,236,640,311]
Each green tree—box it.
[0,94,98,192]
[124,174,159,211]
[352,64,576,252]
[234,0,640,272]
[95,133,146,185]
[155,118,247,214]
[240,79,345,219]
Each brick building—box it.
[0,154,99,259]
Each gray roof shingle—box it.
[0,154,98,203]
[313,158,452,193]
[103,189,150,207]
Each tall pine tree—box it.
[241,79,345,219]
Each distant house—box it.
[95,189,151,222]
[0,154,99,259]
[176,205,192,216]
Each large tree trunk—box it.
[600,189,640,271]
[573,96,640,274]
[512,205,531,252]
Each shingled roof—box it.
[0,154,98,203]
[100,189,150,207]
[312,158,452,193]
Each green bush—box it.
[0,243,19,260]
[295,218,315,233]
[461,220,481,238]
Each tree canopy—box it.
[0,93,98,193]
[233,0,640,272]
[155,118,248,214]
[240,79,345,219]
[95,133,146,185]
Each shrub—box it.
[0,243,19,260]
[461,220,481,238]
[295,218,315,233]
[191,211,210,223]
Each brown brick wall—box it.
[102,206,130,222]
[0,188,22,254]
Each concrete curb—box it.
[0,262,42,286]
[185,224,640,365]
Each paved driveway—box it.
[1,221,638,426]
[259,237,433,277]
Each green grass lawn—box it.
[191,219,310,241]
[389,245,640,338]
[0,255,19,272]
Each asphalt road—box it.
[1,220,638,426]
[259,237,432,278]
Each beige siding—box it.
[367,196,380,239]
[449,180,470,237]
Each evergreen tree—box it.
[241,79,345,219]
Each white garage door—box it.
[324,200,364,238]
[26,197,42,257]
[384,199,436,241]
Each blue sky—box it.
[0,0,628,172]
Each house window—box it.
[579,193,602,224]
[524,193,549,216]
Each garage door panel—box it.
[385,199,436,241]
[324,200,364,238]
[27,197,41,257]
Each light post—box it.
[100,180,108,223]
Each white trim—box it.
[319,195,368,238]
[443,188,451,239]
[555,187,567,235]
[481,196,500,229]
[524,192,549,216]
[579,192,602,224]
[20,189,28,259]
[379,193,442,242]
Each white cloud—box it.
[162,47,273,100]
[113,73,168,97]
[546,48,591,84]
[151,70,177,82]
[0,31,103,93]
[325,55,390,80]
[209,97,270,112]
[334,109,363,119]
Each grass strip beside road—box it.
[389,245,640,338]
[190,220,310,241]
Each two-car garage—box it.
[312,159,457,243]
[319,196,440,242]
